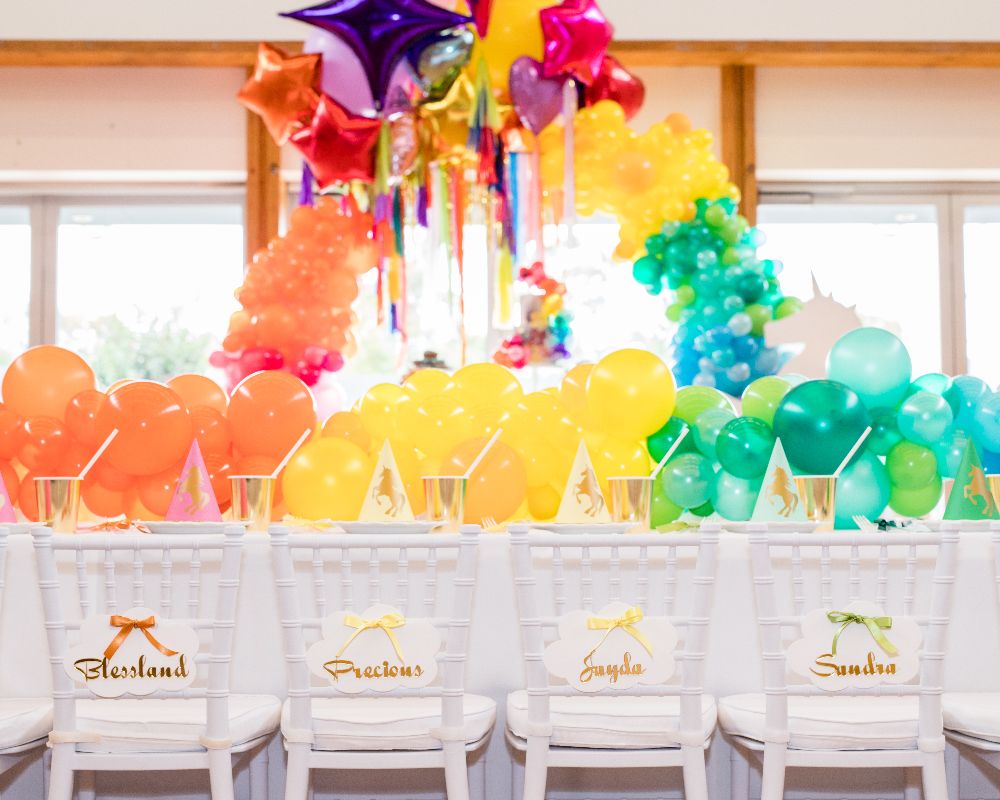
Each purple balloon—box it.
[303,29,375,114]
[509,56,570,134]
[283,0,471,108]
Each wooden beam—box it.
[0,40,302,67]
[245,89,282,259]
[720,65,757,225]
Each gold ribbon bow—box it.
[586,606,654,659]
[104,615,178,661]
[336,612,406,664]
[827,611,898,657]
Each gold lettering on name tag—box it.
[579,651,645,684]
[73,654,189,681]
[810,651,898,678]
[322,658,425,681]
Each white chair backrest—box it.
[509,524,719,744]
[745,523,959,746]
[270,526,480,742]
[32,526,245,745]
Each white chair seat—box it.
[282,695,497,752]
[506,690,717,749]
[73,694,281,753]
[0,699,52,751]
[943,693,1000,744]
[719,693,920,751]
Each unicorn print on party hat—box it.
[753,438,806,522]
[557,442,611,523]
[166,440,222,522]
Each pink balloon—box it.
[304,30,376,115]
[312,375,347,420]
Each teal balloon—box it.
[773,380,872,475]
[945,375,990,430]
[933,428,970,479]
[834,453,891,529]
[869,407,903,457]
[651,482,683,527]
[660,453,715,509]
[712,470,761,521]
[972,393,1000,451]
[897,391,954,446]
[716,416,775,479]
[827,327,911,410]
[647,417,695,462]
[910,373,952,396]
[693,408,736,459]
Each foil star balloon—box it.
[539,0,614,85]
[237,43,321,144]
[290,94,383,186]
[467,0,493,36]
[282,0,472,108]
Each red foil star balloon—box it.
[586,55,646,120]
[282,0,472,108]
[539,0,614,85]
[468,0,493,36]
[237,43,321,144]
[290,94,383,186]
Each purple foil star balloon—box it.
[283,0,471,107]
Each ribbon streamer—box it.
[586,606,654,660]
[826,610,898,656]
[104,615,178,661]
[336,612,406,664]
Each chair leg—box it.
[468,749,486,800]
[248,743,269,800]
[730,744,750,800]
[681,744,708,800]
[759,742,787,800]
[75,770,95,800]
[442,740,470,800]
[511,750,525,800]
[522,736,549,800]
[945,744,960,800]
[284,743,311,800]
[903,766,922,800]
[47,745,74,800]
[922,751,949,800]
[42,748,51,800]
[206,748,235,800]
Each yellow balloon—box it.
[403,368,453,399]
[518,440,558,488]
[357,383,405,442]
[322,411,371,454]
[395,394,466,460]
[592,437,651,493]
[479,0,548,97]
[527,484,561,520]
[560,363,592,411]
[586,349,676,440]
[447,362,523,411]
[282,438,371,521]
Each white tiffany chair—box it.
[507,524,720,800]
[722,525,959,800]
[33,525,280,800]
[0,526,53,788]
[270,525,496,800]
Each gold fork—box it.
[480,516,502,533]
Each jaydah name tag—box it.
[306,603,440,694]
[543,601,678,693]
[787,600,922,691]
[66,606,199,698]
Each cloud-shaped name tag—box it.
[66,606,199,698]
[787,600,922,692]
[543,601,679,693]
[306,603,441,694]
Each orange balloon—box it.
[228,372,316,460]
[123,486,160,521]
[2,345,95,421]
[93,461,134,492]
[190,406,233,456]
[204,453,233,509]
[232,455,284,506]
[95,382,193,477]
[322,411,372,454]
[81,475,126,518]
[137,461,184,517]
[56,440,94,477]
[168,375,227,414]
[18,471,40,521]
[0,460,19,502]
[441,438,527,525]
[65,390,107,448]
[0,404,24,460]
[19,417,69,474]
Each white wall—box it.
[2,0,1000,42]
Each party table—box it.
[0,530,998,800]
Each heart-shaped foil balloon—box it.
[509,55,570,135]
[585,55,646,121]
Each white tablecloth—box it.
[0,531,998,800]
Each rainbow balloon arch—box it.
[1,328,999,530]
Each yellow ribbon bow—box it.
[104,615,178,661]
[586,606,654,658]
[827,611,898,657]
[336,612,406,664]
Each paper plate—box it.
[141,521,238,535]
[337,521,439,535]
[0,523,34,535]
[531,523,634,535]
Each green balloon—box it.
[909,373,953,397]
[647,417,695,462]
[889,475,942,518]
[775,297,802,320]
[693,408,736,459]
[827,327,911,411]
[745,304,772,336]
[885,441,938,490]
[716,416,775,479]
[651,483,683,527]
[632,256,661,286]
[712,470,761,521]
[773,380,872,475]
[741,376,791,426]
[690,500,715,517]
[660,453,715,509]
[869,407,903,457]
[674,386,734,427]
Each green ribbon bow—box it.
[826,611,898,657]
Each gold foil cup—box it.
[608,477,654,530]
[230,475,275,533]
[793,476,837,526]
[987,476,1000,508]
[35,477,82,533]
[423,476,467,531]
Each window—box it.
[0,205,31,363]
[960,201,1000,388]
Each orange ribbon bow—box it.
[104,616,178,661]
[86,518,151,534]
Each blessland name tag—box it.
[305,603,441,694]
[787,600,922,692]
[65,606,199,698]
[543,601,678,693]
